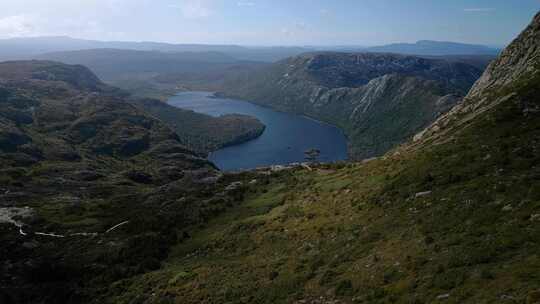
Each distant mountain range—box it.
[0,36,311,62]
[35,48,268,99]
[0,36,500,63]
[364,40,501,56]
[0,36,499,103]
[36,48,245,81]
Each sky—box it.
[0,0,538,46]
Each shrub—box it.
[335,279,353,296]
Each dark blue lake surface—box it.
[167,91,348,171]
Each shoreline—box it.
[169,90,349,170]
[177,90,351,147]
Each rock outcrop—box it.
[413,11,540,145]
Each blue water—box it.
[167,91,348,171]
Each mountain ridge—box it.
[366,40,501,56]
[210,51,483,159]
[0,36,312,63]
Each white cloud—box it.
[281,27,292,36]
[170,0,213,19]
[0,1,147,39]
[0,15,36,37]
[464,8,495,12]
[280,22,308,37]
[295,22,307,31]
[237,1,255,7]
[0,13,130,40]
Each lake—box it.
[167,91,348,171]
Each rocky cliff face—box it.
[218,52,483,159]
[276,52,480,92]
[468,12,540,99]
[413,12,540,145]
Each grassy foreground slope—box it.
[107,13,540,304]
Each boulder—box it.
[415,191,432,198]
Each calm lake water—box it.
[167,91,348,171]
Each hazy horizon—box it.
[0,34,509,49]
[0,0,538,47]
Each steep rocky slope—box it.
[214,52,483,159]
[412,11,540,146]
[104,12,540,304]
